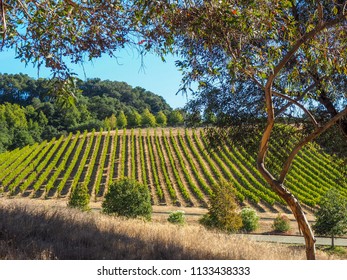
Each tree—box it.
[135,0,347,260]
[104,114,117,130]
[168,109,184,127]
[156,110,167,127]
[200,180,242,233]
[313,189,347,247]
[127,110,142,128]
[0,1,134,84]
[102,178,152,221]
[67,183,90,212]
[117,110,128,128]
[141,108,156,127]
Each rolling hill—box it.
[0,128,345,213]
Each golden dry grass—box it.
[0,198,334,260]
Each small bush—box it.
[273,214,291,233]
[167,210,186,225]
[200,180,242,233]
[67,183,90,211]
[102,177,152,221]
[240,207,259,233]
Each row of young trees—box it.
[104,109,184,129]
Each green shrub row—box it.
[138,130,147,187]
[161,131,191,203]
[69,131,95,195]
[155,130,177,201]
[94,130,111,196]
[45,131,82,193]
[169,130,204,202]
[57,131,88,195]
[146,130,164,201]
[177,132,212,196]
[83,129,103,192]
[3,140,50,190]
[31,133,73,192]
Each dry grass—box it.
[0,198,334,260]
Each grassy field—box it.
[0,198,340,260]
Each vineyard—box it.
[0,128,345,212]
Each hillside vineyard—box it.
[0,128,345,212]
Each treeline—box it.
[0,73,184,152]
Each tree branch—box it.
[279,106,347,183]
[15,0,32,19]
[275,82,317,116]
[258,7,346,172]
[272,90,319,128]
[252,77,319,127]
[0,0,6,47]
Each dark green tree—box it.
[102,178,152,221]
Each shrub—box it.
[240,207,259,233]
[200,180,242,233]
[167,210,186,225]
[67,183,90,211]
[273,214,291,233]
[102,177,152,221]
[313,189,347,247]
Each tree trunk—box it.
[257,165,316,259]
[331,234,335,248]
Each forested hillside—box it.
[0,73,184,152]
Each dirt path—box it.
[242,234,347,247]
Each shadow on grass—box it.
[0,202,218,260]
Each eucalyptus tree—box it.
[134,0,347,259]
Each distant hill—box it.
[0,73,185,152]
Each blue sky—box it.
[0,48,191,109]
